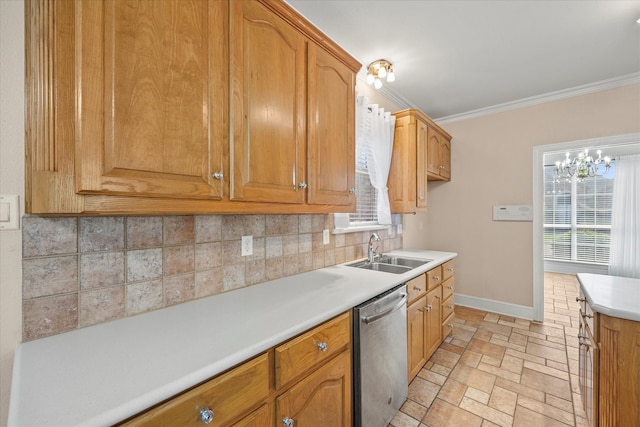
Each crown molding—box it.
[435,72,640,124]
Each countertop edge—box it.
[577,273,640,322]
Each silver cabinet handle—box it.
[433,275,440,281]
[447,267,454,272]
[298,182,308,189]
[426,304,432,311]
[349,188,356,194]
[419,195,425,200]
[317,341,328,352]
[212,171,223,180]
[447,286,454,290]
[283,417,294,427]
[447,323,454,328]
[199,408,214,424]
[447,305,454,309]
[413,286,421,291]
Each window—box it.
[349,142,378,225]
[543,163,615,264]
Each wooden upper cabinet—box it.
[229,0,306,204]
[426,125,452,181]
[75,0,227,199]
[25,0,360,214]
[307,43,356,207]
[388,110,426,213]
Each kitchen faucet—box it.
[368,232,381,263]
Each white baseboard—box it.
[454,294,534,321]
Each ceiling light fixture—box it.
[555,149,613,181]
[366,59,395,89]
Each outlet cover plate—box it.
[322,229,330,245]
[241,235,253,256]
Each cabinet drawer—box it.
[442,313,455,339]
[121,353,270,427]
[442,277,455,301]
[406,274,427,304]
[442,259,455,282]
[427,266,442,290]
[441,294,455,320]
[275,311,351,389]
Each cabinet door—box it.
[426,127,441,176]
[407,296,427,381]
[75,0,226,199]
[276,350,352,427]
[307,44,356,207]
[416,119,427,209]
[230,0,306,204]
[233,402,272,427]
[388,115,417,213]
[425,286,442,359]
[439,137,451,180]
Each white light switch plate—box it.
[0,194,19,230]
[241,235,253,256]
[323,229,330,245]
[397,224,403,235]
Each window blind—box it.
[349,143,378,224]
[543,163,615,265]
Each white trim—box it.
[544,260,608,275]
[454,294,534,321]
[532,133,640,323]
[435,72,640,124]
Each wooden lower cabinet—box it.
[406,260,456,382]
[120,312,351,426]
[276,350,352,427]
[578,290,640,427]
[119,353,271,427]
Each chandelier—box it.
[555,149,613,181]
[366,59,395,89]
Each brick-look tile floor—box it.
[389,272,588,427]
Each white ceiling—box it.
[285,0,640,120]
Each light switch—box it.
[0,194,19,230]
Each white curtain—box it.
[608,154,640,278]
[356,96,396,224]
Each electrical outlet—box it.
[323,229,330,245]
[241,235,253,256]
[397,224,403,235]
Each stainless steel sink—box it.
[346,255,431,274]
[353,262,411,274]
[376,255,431,269]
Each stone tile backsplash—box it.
[22,214,402,341]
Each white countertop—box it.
[577,273,640,322]
[9,249,456,427]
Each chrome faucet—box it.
[368,232,381,263]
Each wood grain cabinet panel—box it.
[306,43,356,207]
[276,350,352,427]
[389,108,452,213]
[119,353,270,427]
[425,286,442,359]
[230,0,306,204]
[275,311,351,389]
[407,294,428,381]
[76,0,227,200]
[26,0,360,214]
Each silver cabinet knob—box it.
[317,341,328,352]
[426,304,432,312]
[283,416,294,427]
[447,267,454,272]
[298,182,308,189]
[419,195,425,200]
[447,285,454,290]
[413,286,421,291]
[447,305,454,309]
[349,188,356,194]
[199,408,214,424]
[447,323,454,328]
[212,171,223,180]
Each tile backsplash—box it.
[22,214,402,341]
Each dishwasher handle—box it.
[360,292,408,324]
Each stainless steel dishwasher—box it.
[353,284,408,427]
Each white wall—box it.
[404,84,640,316]
[0,1,24,425]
